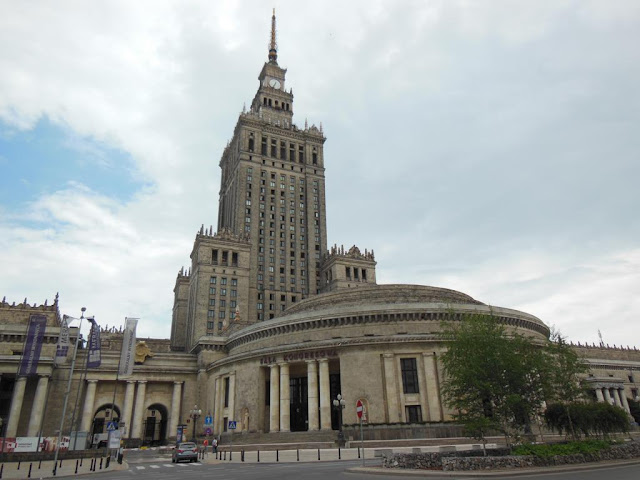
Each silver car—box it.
[172,442,198,463]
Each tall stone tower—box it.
[172,11,328,351]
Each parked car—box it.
[172,442,198,463]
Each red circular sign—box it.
[356,400,364,419]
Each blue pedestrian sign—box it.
[205,414,213,425]
[228,420,237,430]
[106,421,117,431]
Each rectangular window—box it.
[207,310,215,317]
[230,289,237,297]
[261,137,267,155]
[231,278,238,286]
[212,249,218,264]
[209,287,216,295]
[224,377,230,407]
[405,405,423,423]
[219,311,225,319]
[232,252,238,266]
[221,288,227,296]
[218,321,223,330]
[401,358,420,394]
[221,277,228,285]
[220,300,226,308]
[346,267,351,280]
[207,321,214,329]
[209,299,216,306]
[210,276,217,284]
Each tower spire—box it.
[268,8,278,64]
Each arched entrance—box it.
[91,404,121,447]
[142,403,168,446]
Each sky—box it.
[1,0,639,347]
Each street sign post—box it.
[228,420,236,456]
[106,421,117,431]
[356,400,365,467]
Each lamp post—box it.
[332,393,346,447]
[190,405,202,442]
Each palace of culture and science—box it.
[0,12,637,446]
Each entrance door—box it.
[289,377,308,431]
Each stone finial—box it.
[200,224,204,234]
[24,298,28,305]
[305,118,308,129]
[44,299,48,306]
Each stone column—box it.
[131,381,147,439]
[603,387,612,404]
[422,352,443,422]
[213,377,221,435]
[611,388,621,407]
[307,360,319,430]
[319,358,331,430]
[27,375,50,436]
[6,376,28,437]
[80,380,98,432]
[383,354,401,423]
[620,389,631,414]
[279,363,290,432]
[228,373,236,424]
[122,381,136,438]
[217,377,226,433]
[595,387,604,402]
[269,365,280,432]
[168,381,182,439]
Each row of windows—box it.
[209,288,237,297]
[209,276,238,286]
[211,250,238,267]
[207,310,237,320]
[346,267,368,281]
[208,299,237,308]
[248,133,318,165]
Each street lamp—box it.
[332,393,346,447]
[190,405,202,442]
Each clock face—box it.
[269,78,281,89]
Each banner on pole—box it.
[118,317,138,376]
[55,315,71,365]
[87,318,101,368]
[19,314,47,376]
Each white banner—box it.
[118,317,138,377]
[55,315,71,365]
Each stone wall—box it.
[383,442,640,471]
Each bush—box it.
[512,439,613,457]
[544,402,629,438]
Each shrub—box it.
[512,439,612,457]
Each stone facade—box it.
[1,13,639,447]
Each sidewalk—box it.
[0,456,128,479]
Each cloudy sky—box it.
[1,1,638,347]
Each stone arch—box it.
[91,404,122,446]
[142,403,169,446]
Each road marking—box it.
[150,465,160,468]
[135,466,145,470]
[163,464,174,467]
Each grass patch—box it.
[512,439,613,457]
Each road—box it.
[87,457,640,480]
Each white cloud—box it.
[0,1,638,346]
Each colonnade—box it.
[2,376,183,441]
[268,358,332,432]
[593,385,631,414]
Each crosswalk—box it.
[134,462,203,470]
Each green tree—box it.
[440,313,551,450]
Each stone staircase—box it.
[217,430,338,451]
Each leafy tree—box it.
[440,313,551,449]
[628,398,640,423]
[544,401,629,438]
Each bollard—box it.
[358,447,361,458]
[17,462,20,470]
[277,449,279,462]
[106,456,111,468]
[257,450,260,462]
[223,451,226,461]
[297,449,299,461]
[100,457,103,470]
[229,450,232,461]
[28,463,32,478]
[59,459,63,467]
[241,450,244,462]
[339,447,341,460]
[80,458,83,467]
[39,460,42,469]
[0,463,3,479]
[318,448,320,460]
[75,459,79,474]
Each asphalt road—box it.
[86,458,640,480]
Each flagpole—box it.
[108,331,123,454]
[68,316,95,449]
[52,308,85,477]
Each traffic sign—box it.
[106,421,117,431]
[228,420,237,430]
[356,400,364,419]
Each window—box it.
[230,300,237,308]
[405,405,423,423]
[209,299,216,306]
[219,311,225,319]
[224,377,230,407]
[231,278,238,286]
[221,288,227,296]
[221,278,228,285]
[218,321,223,330]
[207,310,215,317]
[220,300,226,308]
[346,267,351,280]
[257,303,263,310]
[207,321,214,329]
[209,287,216,295]
[212,249,218,264]
[231,289,237,297]
[401,358,420,394]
